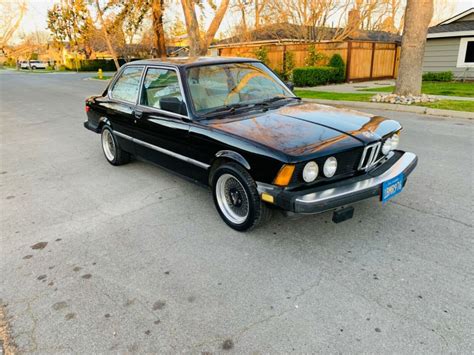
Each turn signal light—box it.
[261,193,274,203]
[273,164,295,186]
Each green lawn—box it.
[417,100,474,112]
[295,89,474,113]
[358,81,474,98]
[91,75,112,80]
[295,90,374,102]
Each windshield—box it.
[186,62,294,115]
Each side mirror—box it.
[285,81,294,91]
[159,96,187,115]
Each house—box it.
[423,7,474,80]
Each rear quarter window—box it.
[110,66,144,103]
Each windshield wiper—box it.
[202,96,301,118]
[202,103,251,118]
[254,96,301,107]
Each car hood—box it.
[208,102,401,158]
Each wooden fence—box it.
[217,41,400,82]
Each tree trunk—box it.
[202,0,230,53]
[181,0,202,56]
[152,0,167,57]
[95,0,120,71]
[394,0,433,96]
[181,0,230,56]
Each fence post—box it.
[392,45,399,78]
[369,42,376,79]
[345,41,352,82]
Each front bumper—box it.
[257,151,418,214]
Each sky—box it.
[11,0,474,44]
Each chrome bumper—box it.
[258,151,418,214]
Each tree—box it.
[394,0,433,96]
[94,0,120,70]
[152,0,167,57]
[47,0,94,58]
[0,0,27,49]
[181,0,231,56]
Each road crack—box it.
[391,201,472,228]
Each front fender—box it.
[215,150,251,170]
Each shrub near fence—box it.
[328,54,345,83]
[293,66,339,86]
[293,54,346,86]
[422,71,453,82]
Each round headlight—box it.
[323,157,338,177]
[382,134,400,155]
[382,138,392,155]
[302,161,318,182]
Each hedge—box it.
[328,54,345,83]
[293,66,339,86]
[422,71,453,82]
[65,58,142,71]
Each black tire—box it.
[31,66,36,70]
[100,126,130,166]
[211,162,272,231]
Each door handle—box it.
[134,110,143,119]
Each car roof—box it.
[125,56,259,68]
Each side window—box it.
[110,66,143,103]
[140,68,183,110]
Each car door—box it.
[133,66,206,178]
[106,65,144,153]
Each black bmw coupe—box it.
[84,57,417,231]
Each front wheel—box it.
[101,126,130,166]
[212,162,271,231]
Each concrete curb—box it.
[84,77,112,81]
[304,98,473,120]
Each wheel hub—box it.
[229,188,243,207]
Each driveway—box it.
[1,71,473,353]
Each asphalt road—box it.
[1,71,473,354]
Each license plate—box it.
[382,173,404,203]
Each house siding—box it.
[423,37,474,79]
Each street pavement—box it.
[0,71,473,354]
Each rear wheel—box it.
[101,126,130,166]
[212,162,271,231]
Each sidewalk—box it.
[296,80,474,102]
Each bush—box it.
[253,47,269,65]
[422,71,453,82]
[284,51,295,80]
[328,54,345,83]
[273,69,288,81]
[64,58,128,71]
[293,66,339,86]
[3,57,16,67]
[305,45,326,66]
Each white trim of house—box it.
[427,31,474,39]
[437,7,474,25]
[456,37,474,68]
